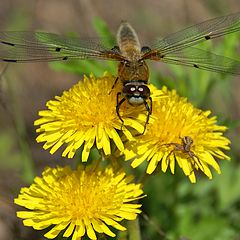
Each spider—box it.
[161,136,204,173]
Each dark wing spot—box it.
[62,56,68,60]
[193,64,199,68]
[1,41,15,46]
[55,47,61,52]
[3,59,17,62]
[111,46,120,53]
[141,46,151,53]
[205,36,211,40]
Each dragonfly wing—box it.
[161,47,240,75]
[0,31,123,62]
[151,12,240,55]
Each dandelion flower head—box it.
[15,164,144,240]
[125,86,230,183]
[34,72,145,161]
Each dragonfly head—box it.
[122,81,150,105]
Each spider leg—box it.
[192,153,204,171]
[165,149,175,165]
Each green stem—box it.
[127,217,141,240]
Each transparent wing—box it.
[151,12,240,54]
[141,13,240,74]
[0,31,123,62]
[161,47,240,75]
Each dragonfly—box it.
[1,12,240,132]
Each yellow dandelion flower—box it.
[34,72,145,161]
[125,86,230,183]
[15,164,144,240]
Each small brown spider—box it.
[161,136,203,172]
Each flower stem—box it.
[127,217,141,240]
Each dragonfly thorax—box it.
[118,60,149,84]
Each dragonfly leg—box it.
[142,97,152,134]
[109,77,119,95]
[116,92,126,130]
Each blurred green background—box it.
[0,0,240,239]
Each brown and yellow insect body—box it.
[115,22,152,133]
